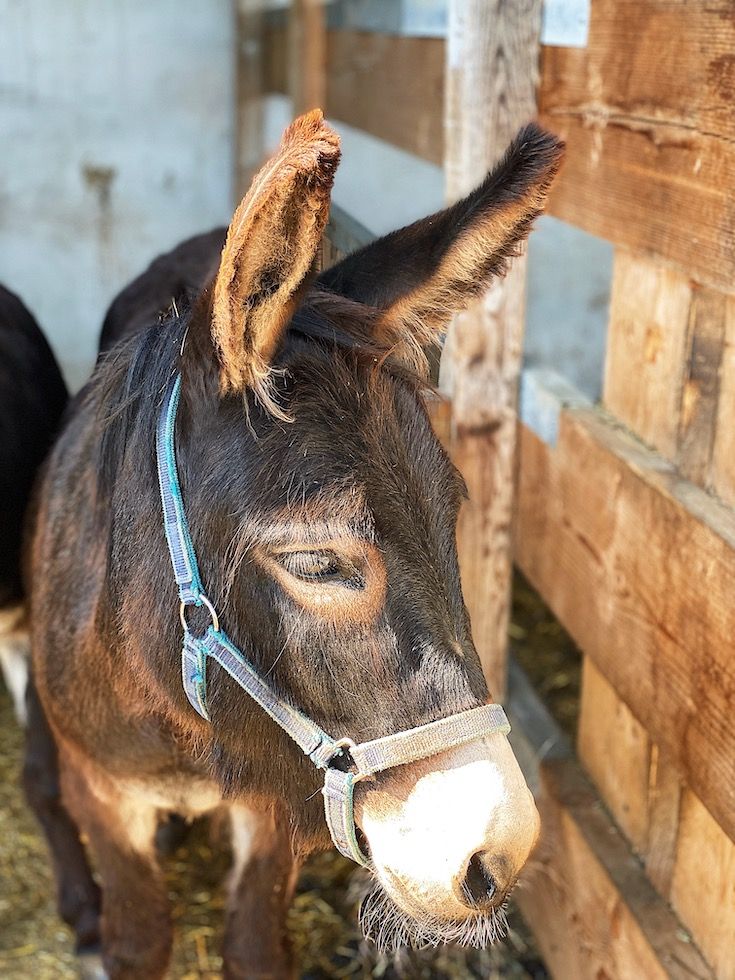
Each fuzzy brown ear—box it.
[318,124,563,354]
[212,109,340,397]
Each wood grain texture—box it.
[671,790,735,980]
[515,410,735,842]
[580,662,687,900]
[677,287,728,487]
[712,296,735,507]
[440,0,542,697]
[604,249,691,460]
[644,744,683,899]
[516,758,713,980]
[266,1,735,292]
[539,0,735,290]
[578,659,652,855]
[605,252,735,502]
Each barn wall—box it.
[0,0,235,391]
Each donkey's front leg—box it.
[223,803,301,980]
[61,763,173,980]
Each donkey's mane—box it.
[90,288,428,512]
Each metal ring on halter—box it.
[328,737,370,783]
[179,594,220,634]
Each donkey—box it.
[28,111,563,978]
[0,284,67,720]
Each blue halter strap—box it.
[155,372,511,866]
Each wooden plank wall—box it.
[538,0,735,293]
[516,410,735,979]
[517,6,735,976]
[516,758,714,980]
[517,409,735,842]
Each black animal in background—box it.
[98,227,226,353]
[0,284,67,720]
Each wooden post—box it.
[288,0,326,115]
[235,0,266,198]
[441,0,542,697]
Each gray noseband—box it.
[156,373,511,866]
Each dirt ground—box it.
[0,574,578,979]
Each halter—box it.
[156,373,511,866]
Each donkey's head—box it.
[170,111,563,947]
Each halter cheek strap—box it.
[156,373,511,866]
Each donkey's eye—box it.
[261,541,384,621]
[279,550,361,587]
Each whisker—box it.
[358,875,509,954]
[266,605,306,677]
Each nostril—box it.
[460,852,497,910]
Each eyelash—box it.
[278,550,365,588]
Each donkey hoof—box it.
[76,945,109,980]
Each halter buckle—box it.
[179,594,220,634]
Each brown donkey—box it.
[29,111,563,978]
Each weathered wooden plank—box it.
[288,0,326,115]
[539,0,735,290]
[263,24,444,164]
[644,744,683,899]
[712,296,735,508]
[579,610,688,901]
[515,410,735,842]
[262,19,287,97]
[604,252,735,501]
[604,249,691,459]
[440,0,542,698]
[671,790,735,980]
[516,758,713,980]
[578,658,651,856]
[677,287,728,487]
[327,29,443,165]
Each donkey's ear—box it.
[212,109,340,396]
[318,124,563,348]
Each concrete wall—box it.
[0,0,235,391]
